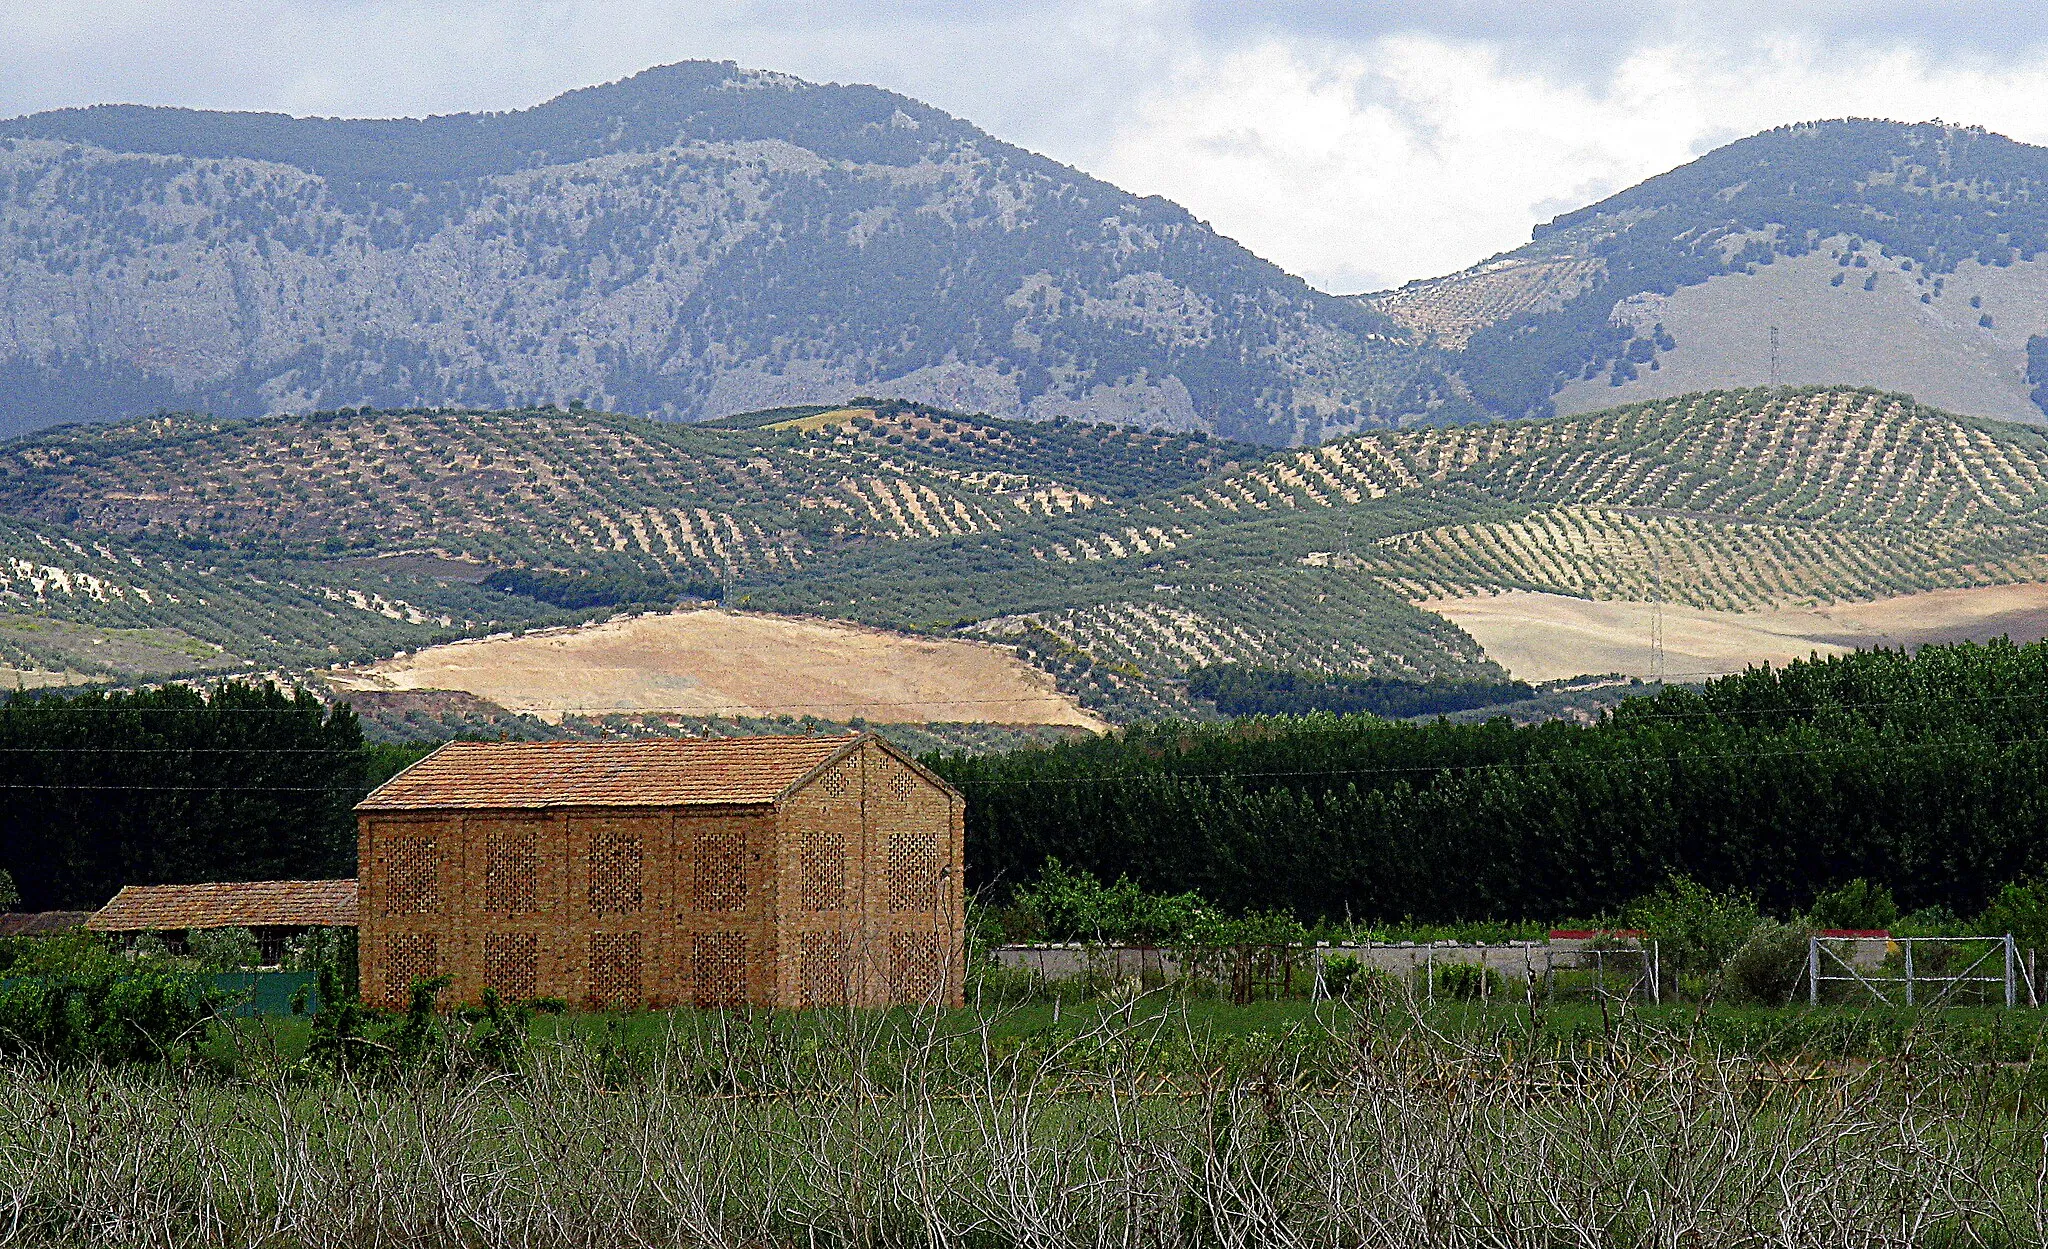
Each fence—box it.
[1808,934,2034,1008]
[993,941,1661,1004]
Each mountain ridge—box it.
[1376,119,2048,423]
[0,61,1443,445]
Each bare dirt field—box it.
[1423,583,2048,683]
[330,609,1106,729]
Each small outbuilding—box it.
[353,733,966,1011]
[87,879,357,962]
[0,911,92,938]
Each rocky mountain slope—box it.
[0,62,1445,445]
[1377,120,2048,425]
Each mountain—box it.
[0,62,1449,445]
[1385,120,2048,425]
[10,386,2048,723]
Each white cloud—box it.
[6,2,2048,293]
[1095,32,2048,292]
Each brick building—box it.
[354,734,965,1010]
[88,879,356,962]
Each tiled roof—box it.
[356,734,866,811]
[88,880,358,931]
[0,911,90,937]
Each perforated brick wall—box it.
[358,737,965,1010]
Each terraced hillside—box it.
[0,401,1254,686]
[739,387,2048,708]
[0,402,1250,581]
[13,386,2048,718]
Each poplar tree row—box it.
[934,639,2048,921]
[0,683,366,911]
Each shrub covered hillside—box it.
[932,638,2048,922]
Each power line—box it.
[944,731,2048,788]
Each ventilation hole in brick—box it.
[802,931,851,1007]
[383,833,440,916]
[588,932,643,1008]
[888,770,915,800]
[820,766,848,797]
[889,932,943,1003]
[692,826,748,912]
[588,831,644,915]
[692,931,748,1009]
[482,932,539,1000]
[485,826,538,914]
[383,932,438,1007]
[887,831,939,913]
[801,826,846,912]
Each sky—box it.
[6,2,2048,293]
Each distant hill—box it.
[1378,120,2048,425]
[8,387,2048,719]
[0,62,1447,445]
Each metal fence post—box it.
[2007,936,2017,1010]
[1808,936,1820,1007]
[1904,939,1915,1009]
[1652,940,1661,1004]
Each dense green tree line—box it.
[0,683,376,911]
[482,567,721,609]
[1187,666,1534,718]
[931,640,2048,921]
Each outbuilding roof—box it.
[88,880,358,932]
[356,733,876,811]
[0,911,90,937]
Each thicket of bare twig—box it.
[0,997,2038,1248]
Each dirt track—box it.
[1424,584,2048,682]
[331,609,1106,729]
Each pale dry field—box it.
[1424,583,2048,682]
[331,609,1106,729]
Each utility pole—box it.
[1769,326,1780,387]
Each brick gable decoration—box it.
[354,734,965,1010]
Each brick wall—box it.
[357,739,963,1010]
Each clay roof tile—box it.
[87,880,358,931]
[355,734,868,811]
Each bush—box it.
[1004,859,1215,946]
[1627,875,1762,980]
[1979,878,2048,952]
[1431,962,1505,1001]
[1720,921,1810,1006]
[0,958,216,1063]
[1811,878,1898,931]
[189,926,261,971]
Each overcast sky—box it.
[7,2,2048,293]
